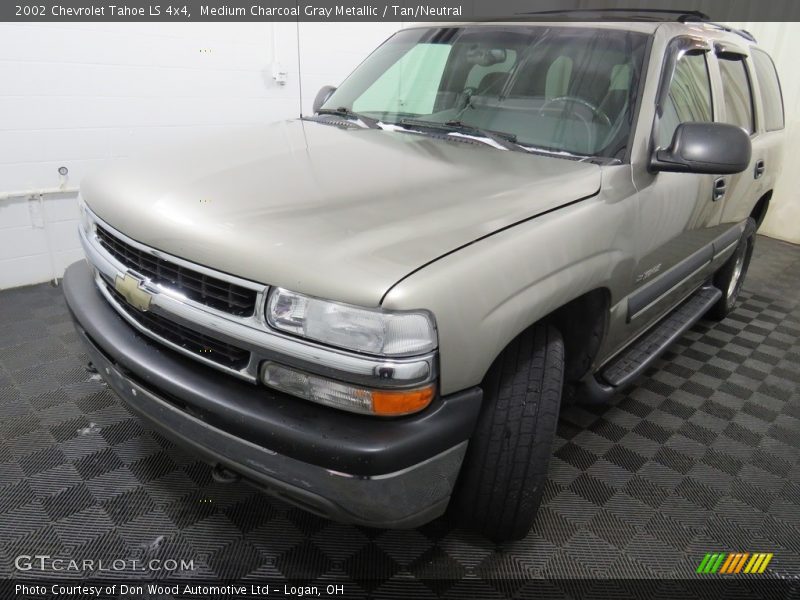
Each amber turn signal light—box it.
[371,385,436,416]
[261,361,435,416]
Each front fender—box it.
[382,184,638,395]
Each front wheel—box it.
[450,323,564,542]
[708,218,756,320]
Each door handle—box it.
[754,159,766,179]
[713,177,727,201]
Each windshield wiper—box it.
[316,107,381,129]
[396,118,525,152]
[514,144,597,162]
[396,118,607,161]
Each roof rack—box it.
[516,8,757,43]
[518,8,711,21]
[701,22,757,43]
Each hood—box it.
[82,119,601,307]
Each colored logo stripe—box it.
[734,553,750,573]
[697,553,727,573]
[720,553,750,574]
[744,553,774,574]
[720,553,737,574]
[696,553,713,573]
[699,553,774,574]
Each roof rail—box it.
[700,22,757,43]
[518,8,711,21]
[515,8,757,43]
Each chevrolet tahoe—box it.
[64,16,785,541]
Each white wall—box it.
[726,22,800,244]
[297,22,398,115]
[0,22,399,289]
[1,22,797,290]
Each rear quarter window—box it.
[751,48,784,131]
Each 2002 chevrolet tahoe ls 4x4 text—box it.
[64,16,785,541]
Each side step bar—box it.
[602,285,722,387]
[579,285,722,402]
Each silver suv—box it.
[64,17,785,542]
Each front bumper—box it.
[63,260,482,528]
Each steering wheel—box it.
[538,96,612,153]
[538,96,612,128]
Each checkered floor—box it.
[0,235,798,594]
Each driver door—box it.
[626,40,725,342]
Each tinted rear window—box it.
[751,49,784,131]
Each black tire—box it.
[708,218,756,320]
[451,323,564,542]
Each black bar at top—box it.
[2,1,799,23]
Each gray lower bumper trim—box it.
[79,326,466,529]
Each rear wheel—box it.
[451,323,564,542]
[708,218,756,320]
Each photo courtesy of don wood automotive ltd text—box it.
[0,1,798,599]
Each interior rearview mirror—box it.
[650,122,752,175]
[312,85,337,114]
[466,46,507,67]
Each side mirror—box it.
[650,122,752,174]
[312,85,337,114]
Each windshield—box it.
[322,26,649,159]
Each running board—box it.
[601,285,722,388]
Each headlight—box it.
[266,288,437,357]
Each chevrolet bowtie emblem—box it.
[114,273,152,312]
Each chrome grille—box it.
[105,280,251,370]
[95,225,258,316]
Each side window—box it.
[751,49,785,131]
[353,44,452,115]
[719,57,755,133]
[657,52,713,148]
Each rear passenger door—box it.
[719,47,785,227]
